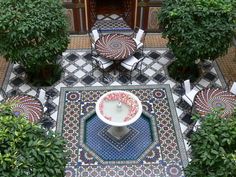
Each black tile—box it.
[133,52,142,59]
[149,52,160,59]
[186,129,194,139]
[136,74,148,83]
[164,51,175,60]
[46,89,58,98]
[67,54,78,61]
[153,74,166,83]
[178,99,191,110]
[82,75,95,85]
[83,53,93,61]
[64,76,78,86]
[11,77,24,86]
[40,115,55,129]
[204,72,216,81]
[202,62,211,70]
[173,85,185,96]
[118,75,129,84]
[14,66,25,74]
[45,102,56,113]
[182,113,194,125]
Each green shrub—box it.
[0,114,68,177]
[0,0,69,85]
[185,112,236,177]
[158,0,235,81]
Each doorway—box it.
[96,0,124,14]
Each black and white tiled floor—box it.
[2,48,226,160]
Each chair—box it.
[230,82,236,95]
[88,29,102,55]
[132,27,146,53]
[120,55,145,83]
[91,55,113,80]
[182,79,201,106]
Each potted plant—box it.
[185,111,236,177]
[0,0,69,86]
[0,103,68,177]
[158,0,235,82]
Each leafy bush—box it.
[0,111,68,177]
[0,0,69,85]
[158,0,235,80]
[185,112,236,177]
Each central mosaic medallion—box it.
[82,112,157,162]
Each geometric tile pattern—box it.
[57,85,187,176]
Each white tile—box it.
[74,70,86,78]
[172,93,179,102]
[97,15,105,20]
[176,107,183,117]
[158,57,169,65]
[144,68,156,76]
[55,83,66,92]
[164,80,176,88]
[51,111,58,121]
[10,73,16,79]
[198,79,210,87]
[19,84,31,92]
[27,90,37,97]
[92,82,103,86]
[215,79,222,86]
[53,96,60,105]
[147,80,157,85]
[82,64,92,72]
[111,81,121,86]
[62,60,69,67]
[6,85,12,92]
[62,52,69,56]
[74,82,84,87]
[66,64,77,72]
[76,51,86,56]
[75,60,86,66]
[180,123,188,133]
[151,63,162,71]
[143,58,153,65]
[184,139,191,151]
[156,49,167,54]
[210,68,216,74]
[110,14,119,19]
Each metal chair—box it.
[88,29,102,55]
[230,82,236,95]
[91,55,113,80]
[132,27,146,54]
[182,79,201,106]
[120,55,145,83]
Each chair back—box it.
[132,56,145,71]
[135,29,144,42]
[184,79,191,93]
[230,82,236,95]
[92,29,100,42]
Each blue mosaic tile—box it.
[84,114,154,161]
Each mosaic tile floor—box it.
[58,85,187,176]
[2,48,226,176]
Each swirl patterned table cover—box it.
[5,95,44,123]
[194,88,236,118]
[95,33,137,60]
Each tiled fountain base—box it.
[57,85,187,177]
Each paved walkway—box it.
[0,34,236,86]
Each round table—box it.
[194,88,236,118]
[95,33,137,61]
[96,90,142,139]
[5,95,44,123]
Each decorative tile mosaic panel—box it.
[57,85,187,176]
